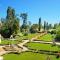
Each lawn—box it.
[26,42,60,51]
[0,33,38,45]
[37,33,55,41]
[3,52,60,60]
[22,33,39,40]
[0,39,20,45]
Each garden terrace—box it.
[37,33,55,42]
[3,52,60,60]
[25,42,60,51]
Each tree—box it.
[55,26,60,41]
[46,22,49,30]
[1,7,20,38]
[6,7,19,34]
[49,24,52,29]
[38,17,41,31]
[20,13,28,33]
[44,21,46,31]
[53,23,58,29]
[30,24,38,33]
[6,7,15,19]
[20,13,27,26]
[28,21,31,33]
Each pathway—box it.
[0,40,29,56]
[31,32,47,41]
[0,46,11,55]
[17,40,29,51]
[0,32,60,56]
[32,40,60,45]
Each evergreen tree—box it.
[1,7,20,38]
[46,22,49,30]
[44,21,46,31]
[39,17,41,31]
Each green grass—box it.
[2,33,60,60]
[0,40,20,45]
[0,33,38,45]
[18,33,39,41]
[3,52,60,60]
[26,42,60,51]
[22,33,39,40]
[37,33,55,41]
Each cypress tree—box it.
[39,17,41,31]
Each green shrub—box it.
[55,26,60,41]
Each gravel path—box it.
[17,40,29,51]
[32,40,60,45]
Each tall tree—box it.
[39,17,41,31]
[44,21,46,31]
[49,24,52,29]
[46,22,49,30]
[20,13,27,26]
[20,13,28,32]
[55,26,60,41]
[1,7,20,38]
[6,7,15,20]
[53,23,58,29]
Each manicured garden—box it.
[3,52,60,60]
[2,33,60,60]
[22,33,39,40]
[37,33,55,41]
[25,42,60,51]
[0,33,38,45]
[0,40,19,45]
[1,2,60,60]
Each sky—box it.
[0,0,60,25]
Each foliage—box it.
[37,34,55,41]
[1,7,20,38]
[44,21,46,31]
[50,30,56,34]
[55,26,60,41]
[30,24,38,33]
[38,17,41,31]
[48,24,52,29]
[20,13,29,33]
[53,23,58,29]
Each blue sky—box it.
[0,0,60,25]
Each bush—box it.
[1,28,12,38]
[30,24,38,33]
[24,32,28,36]
[50,30,56,34]
[55,26,60,41]
[48,30,56,34]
